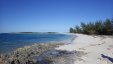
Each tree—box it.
[87,22,96,34]
[81,22,86,33]
[75,26,82,33]
[94,20,103,34]
[69,27,74,33]
[69,18,113,35]
[103,19,113,35]
[81,22,95,34]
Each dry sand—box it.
[56,34,113,64]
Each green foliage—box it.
[69,18,113,35]
[75,26,82,33]
[103,19,113,35]
[94,20,103,34]
[69,27,74,33]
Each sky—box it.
[0,0,113,33]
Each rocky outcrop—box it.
[0,42,64,64]
[0,42,85,64]
[37,50,85,64]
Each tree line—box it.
[69,18,113,35]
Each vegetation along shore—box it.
[69,18,113,35]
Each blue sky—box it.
[0,0,113,33]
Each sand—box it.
[56,34,113,64]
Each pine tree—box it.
[69,27,74,33]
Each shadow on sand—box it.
[101,54,113,63]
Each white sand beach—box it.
[56,34,113,64]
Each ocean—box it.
[0,33,74,54]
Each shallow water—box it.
[0,33,74,54]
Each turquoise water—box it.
[0,33,74,54]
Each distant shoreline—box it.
[0,32,61,34]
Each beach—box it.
[0,33,113,64]
[56,34,113,64]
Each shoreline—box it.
[0,33,113,64]
[0,33,74,54]
[56,34,113,64]
[0,42,85,64]
[0,42,65,64]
